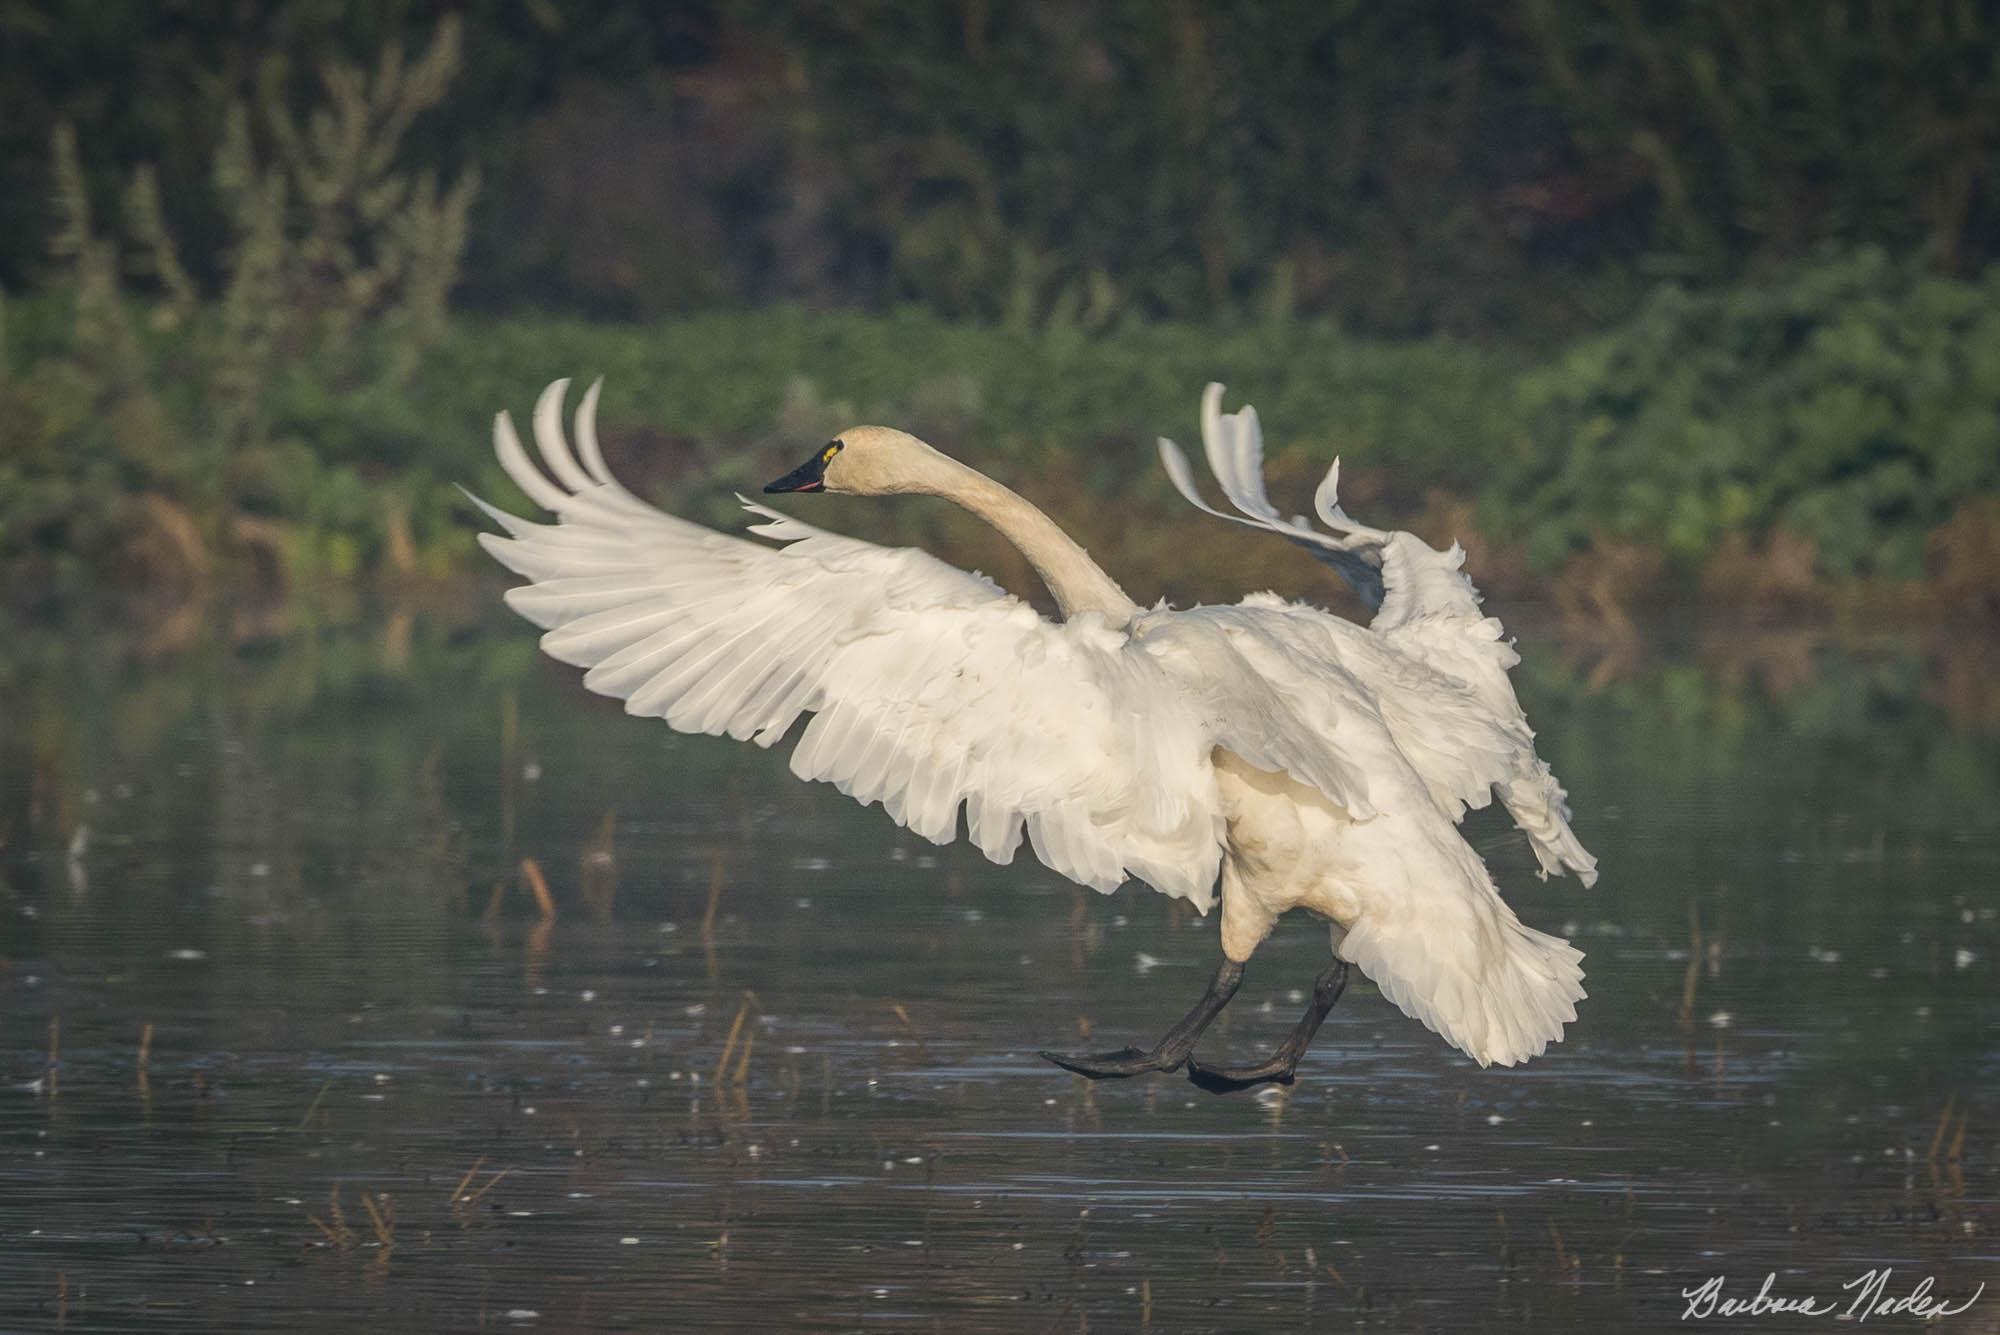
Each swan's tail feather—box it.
[1336,902,1586,1069]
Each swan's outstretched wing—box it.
[1156,384,1386,608]
[1160,385,1597,887]
[1206,594,1596,886]
[1157,382,1498,624]
[471,381,1384,908]
[1154,600,1589,1065]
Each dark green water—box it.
[2,601,1995,1331]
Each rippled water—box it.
[2,603,1995,1330]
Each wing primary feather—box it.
[573,378,638,499]
[458,485,538,537]
[494,410,570,512]
[531,379,598,493]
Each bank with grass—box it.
[5,249,1999,617]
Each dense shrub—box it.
[0,22,474,597]
[1493,250,2000,580]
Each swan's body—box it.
[472,380,1597,1085]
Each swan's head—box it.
[764,425,948,497]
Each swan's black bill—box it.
[764,440,842,494]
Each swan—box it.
[469,379,1599,1092]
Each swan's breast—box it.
[1213,749,1363,925]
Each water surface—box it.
[2,603,1995,1330]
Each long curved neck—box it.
[927,462,1139,624]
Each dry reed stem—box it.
[137,1022,153,1071]
[449,1157,486,1205]
[311,1185,358,1250]
[460,1168,511,1205]
[520,857,556,923]
[889,1001,929,1053]
[714,1003,750,1085]
[47,1017,59,1097]
[360,1192,395,1247]
[524,918,552,990]
[1927,1095,1959,1160]
[1550,1221,1580,1276]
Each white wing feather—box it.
[1161,384,1597,888]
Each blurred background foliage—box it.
[2,0,1998,611]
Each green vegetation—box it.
[1493,249,2000,582]
[3,6,1995,613]
[8,251,1999,611]
[3,19,474,595]
[8,3,1996,334]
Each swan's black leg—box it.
[1040,958,1245,1079]
[1186,959,1349,1094]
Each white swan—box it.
[470,379,1599,1091]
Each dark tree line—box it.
[6,0,1997,336]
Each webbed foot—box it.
[1183,959,1349,1096]
[1184,1055,1299,1094]
[1041,957,1246,1082]
[1038,1046,1181,1080]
